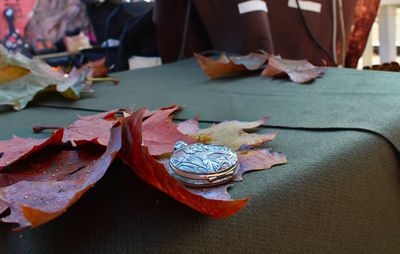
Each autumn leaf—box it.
[261,56,323,84]
[63,110,121,146]
[0,45,92,110]
[178,116,287,182]
[62,106,195,154]
[0,199,7,214]
[0,129,64,170]
[181,117,277,151]
[0,148,103,187]
[177,117,200,135]
[236,149,287,181]
[0,105,287,227]
[119,109,248,218]
[195,52,268,79]
[142,105,196,156]
[79,58,109,78]
[0,65,30,83]
[0,124,121,229]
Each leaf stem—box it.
[86,77,119,85]
[32,125,62,133]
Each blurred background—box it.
[360,0,400,68]
[1,0,398,71]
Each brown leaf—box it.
[63,110,120,146]
[120,109,248,219]
[195,52,268,79]
[188,118,277,151]
[0,129,64,170]
[142,106,197,156]
[0,124,122,229]
[235,149,287,181]
[0,65,31,83]
[0,148,103,187]
[229,53,269,70]
[262,56,323,83]
[80,58,109,78]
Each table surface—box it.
[1,60,400,253]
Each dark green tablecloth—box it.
[1,60,400,253]
[33,59,400,151]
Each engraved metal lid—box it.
[168,141,239,187]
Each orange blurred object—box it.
[345,0,380,68]
[0,1,36,40]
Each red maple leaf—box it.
[0,124,121,229]
[0,129,63,170]
[63,110,120,146]
[119,109,248,218]
[142,105,196,156]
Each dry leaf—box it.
[119,109,248,218]
[185,117,277,151]
[0,124,121,229]
[63,110,121,146]
[178,116,287,182]
[177,117,200,135]
[142,105,196,156]
[80,58,109,78]
[262,56,323,83]
[0,129,63,170]
[0,105,287,227]
[0,65,30,83]
[195,52,268,79]
[0,199,7,215]
[0,45,91,110]
[0,148,103,187]
[236,149,287,181]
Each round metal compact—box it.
[168,141,239,187]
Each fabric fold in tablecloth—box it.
[30,58,400,153]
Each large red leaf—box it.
[0,148,103,187]
[63,110,120,146]
[0,129,63,170]
[142,105,196,156]
[0,124,121,229]
[120,109,248,219]
[62,106,194,155]
[262,56,323,84]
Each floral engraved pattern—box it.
[170,143,238,174]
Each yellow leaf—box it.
[0,65,30,83]
[191,118,277,151]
